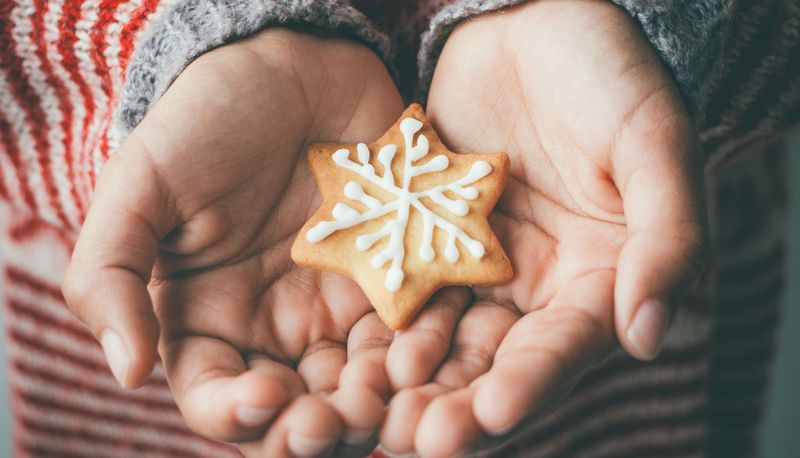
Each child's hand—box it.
[62,28,405,456]
[380,1,710,455]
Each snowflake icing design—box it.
[305,117,493,292]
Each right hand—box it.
[63,28,407,456]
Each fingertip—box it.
[622,299,671,361]
[340,356,390,399]
[472,367,526,435]
[187,370,289,441]
[328,385,384,428]
[381,388,437,454]
[328,385,384,445]
[232,369,290,412]
[283,396,342,457]
[386,338,437,390]
[415,390,479,458]
[100,328,156,390]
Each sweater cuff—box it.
[115,0,393,140]
[417,0,732,122]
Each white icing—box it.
[307,117,494,292]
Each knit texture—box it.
[116,0,393,140]
[0,0,799,456]
[416,0,732,122]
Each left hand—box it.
[378,1,710,456]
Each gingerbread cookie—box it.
[291,104,512,329]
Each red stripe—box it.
[22,393,213,443]
[57,0,98,198]
[92,0,129,99]
[0,155,8,199]
[15,359,175,410]
[119,0,161,74]
[6,266,64,301]
[7,298,96,344]
[92,0,127,164]
[10,327,123,376]
[0,2,71,227]
[10,328,169,388]
[21,417,213,458]
[32,0,87,221]
[0,109,37,209]
[9,214,76,247]
[100,116,114,161]
[507,374,707,451]
[99,0,159,163]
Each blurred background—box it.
[0,137,798,457]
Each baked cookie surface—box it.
[291,104,512,329]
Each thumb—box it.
[63,133,179,388]
[613,99,710,361]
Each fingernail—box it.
[235,406,276,427]
[287,432,332,457]
[490,421,517,436]
[342,428,374,445]
[627,300,670,360]
[101,329,131,388]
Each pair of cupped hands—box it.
[62,1,709,457]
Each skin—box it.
[63,28,406,456]
[377,1,710,456]
[63,1,710,456]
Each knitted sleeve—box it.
[415,0,800,171]
[0,0,391,231]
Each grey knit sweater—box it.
[119,0,732,136]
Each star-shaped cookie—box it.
[291,104,512,329]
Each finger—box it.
[433,301,518,388]
[327,385,384,448]
[241,395,342,458]
[416,388,481,458]
[162,336,304,442]
[339,311,393,398]
[63,136,179,389]
[473,270,616,435]
[386,287,470,390]
[612,102,709,360]
[380,383,450,455]
[297,340,347,396]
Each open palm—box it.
[63,29,405,457]
[379,2,709,456]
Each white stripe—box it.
[20,433,149,458]
[10,312,112,366]
[0,22,57,223]
[10,0,81,226]
[590,424,705,458]
[550,398,705,457]
[44,0,91,222]
[45,0,93,210]
[531,356,708,432]
[7,339,175,404]
[4,280,169,383]
[19,401,235,457]
[74,2,111,188]
[102,0,148,154]
[0,138,24,205]
[15,376,188,429]
[28,0,82,226]
[21,426,237,458]
[5,284,77,323]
